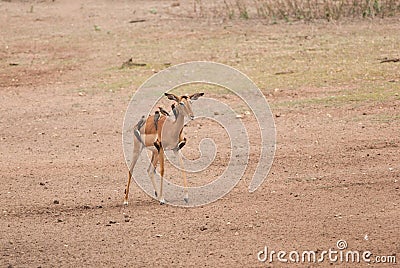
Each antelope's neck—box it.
[160,112,185,150]
[170,111,185,136]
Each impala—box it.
[124,92,204,205]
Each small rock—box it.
[235,114,243,119]
[53,200,59,204]
[200,226,208,231]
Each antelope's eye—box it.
[179,102,185,106]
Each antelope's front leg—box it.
[176,150,188,203]
[176,136,188,203]
[158,147,166,204]
[154,140,165,204]
[147,150,159,198]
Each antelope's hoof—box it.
[159,198,165,205]
[184,197,189,203]
[123,200,129,206]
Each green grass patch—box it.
[273,83,400,108]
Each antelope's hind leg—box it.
[124,138,143,205]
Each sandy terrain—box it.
[0,1,399,267]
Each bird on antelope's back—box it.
[158,106,170,116]
[153,111,160,130]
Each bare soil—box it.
[0,1,399,267]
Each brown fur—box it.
[139,115,168,147]
[144,115,166,135]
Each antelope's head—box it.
[165,92,204,120]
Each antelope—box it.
[124,92,204,205]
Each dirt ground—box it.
[1,1,399,267]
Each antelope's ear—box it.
[189,92,204,100]
[164,92,179,102]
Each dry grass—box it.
[193,0,400,21]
